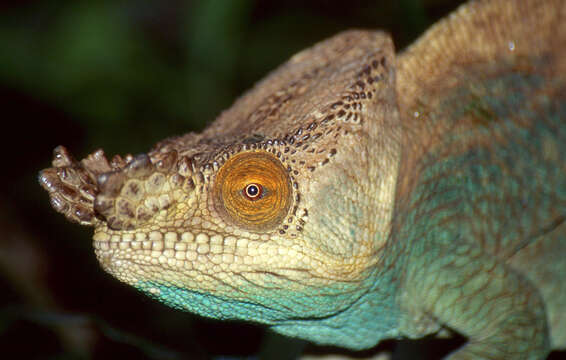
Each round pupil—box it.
[245,184,260,197]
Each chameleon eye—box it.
[213,152,291,231]
[243,183,263,200]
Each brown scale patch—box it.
[242,67,325,132]
[94,152,176,230]
[228,55,389,178]
[39,147,116,226]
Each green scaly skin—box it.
[39,0,565,358]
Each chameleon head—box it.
[39,30,402,349]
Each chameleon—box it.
[38,0,565,358]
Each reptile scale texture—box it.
[39,0,565,358]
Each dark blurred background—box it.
[0,1,478,359]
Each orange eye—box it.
[243,183,263,200]
[212,152,291,231]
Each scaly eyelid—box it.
[213,151,292,231]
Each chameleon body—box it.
[39,0,565,358]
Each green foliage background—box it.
[0,1,467,359]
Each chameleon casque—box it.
[39,0,565,358]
